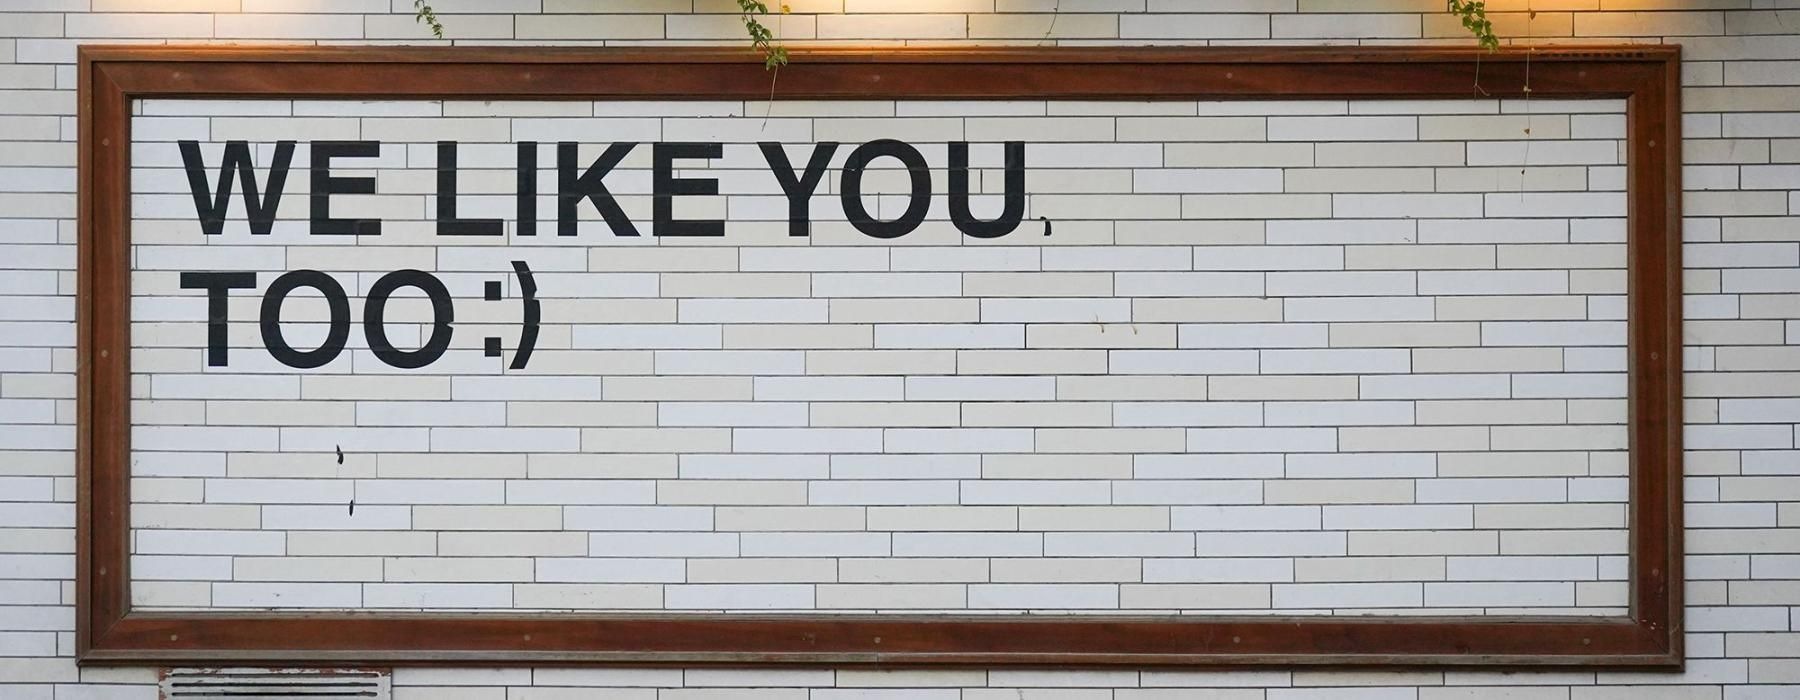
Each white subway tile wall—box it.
[123,97,1632,621]
[3,4,1800,699]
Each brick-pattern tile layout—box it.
[124,98,1634,616]
[4,3,1800,698]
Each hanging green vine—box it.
[412,0,444,39]
[1448,0,1500,51]
[415,5,1492,64]
[412,2,787,70]
[737,0,791,71]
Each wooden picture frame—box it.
[76,44,1684,668]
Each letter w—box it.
[179,140,295,235]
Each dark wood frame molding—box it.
[77,44,1684,668]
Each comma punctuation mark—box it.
[1041,216,1052,236]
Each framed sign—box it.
[77,45,1683,667]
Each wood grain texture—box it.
[75,44,1684,668]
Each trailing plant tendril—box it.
[411,4,1502,87]
[411,1,788,71]
[738,0,791,71]
[1447,1,1500,97]
[1448,0,1500,51]
[413,0,444,39]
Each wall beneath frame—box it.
[4,3,1799,698]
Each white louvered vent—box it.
[160,668,391,699]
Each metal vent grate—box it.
[160,668,391,699]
